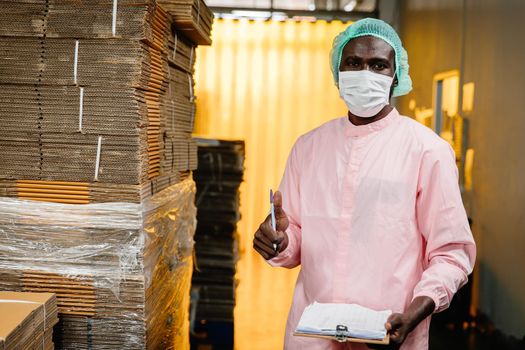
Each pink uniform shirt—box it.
[268,108,476,350]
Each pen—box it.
[270,189,278,253]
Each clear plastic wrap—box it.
[0,178,197,349]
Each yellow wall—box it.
[194,18,349,253]
[194,19,349,348]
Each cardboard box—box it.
[0,292,59,350]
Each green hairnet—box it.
[330,18,412,97]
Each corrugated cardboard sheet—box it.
[0,1,208,349]
[158,0,213,45]
[0,291,59,350]
[0,0,198,194]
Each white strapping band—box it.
[78,87,84,133]
[73,40,79,85]
[171,100,176,132]
[168,66,172,97]
[187,73,195,129]
[196,0,201,25]
[189,46,195,67]
[187,73,194,102]
[112,0,118,36]
[173,32,178,59]
[94,136,102,181]
[190,104,196,130]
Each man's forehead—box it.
[342,36,394,59]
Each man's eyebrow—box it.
[369,57,391,64]
[344,55,362,61]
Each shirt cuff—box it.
[412,288,449,313]
[267,241,293,266]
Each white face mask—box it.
[338,70,394,118]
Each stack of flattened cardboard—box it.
[0,179,197,349]
[0,292,59,350]
[160,64,198,179]
[169,30,196,73]
[190,139,245,348]
[0,0,213,348]
[0,0,170,184]
[158,0,213,45]
[0,172,190,204]
[0,0,200,202]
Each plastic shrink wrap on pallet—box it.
[0,178,196,349]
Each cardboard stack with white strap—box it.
[0,0,213,348]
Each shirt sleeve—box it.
[267,141,302,269]
[412,141,476,313]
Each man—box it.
[253,18,476,350]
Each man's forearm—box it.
[405,296,435,330]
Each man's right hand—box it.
[253,190,289,260]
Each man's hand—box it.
[253,191,289,260]
[368,296,435,349]
[382,313,413,349]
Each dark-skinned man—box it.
[253,18,476,350]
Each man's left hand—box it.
[384,312,413,347]
[368,296,435,350]
[366,312,410,350]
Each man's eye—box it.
[373,63,387,70]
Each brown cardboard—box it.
[0,1,200,349]
[0,292,58,350]
[0,1,198,187]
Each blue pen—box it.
[270,189,278,252]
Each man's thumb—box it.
[274,191,286,216]
[385,314,402,332]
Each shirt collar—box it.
[344,107,400,138]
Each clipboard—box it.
[294,324,390,345]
